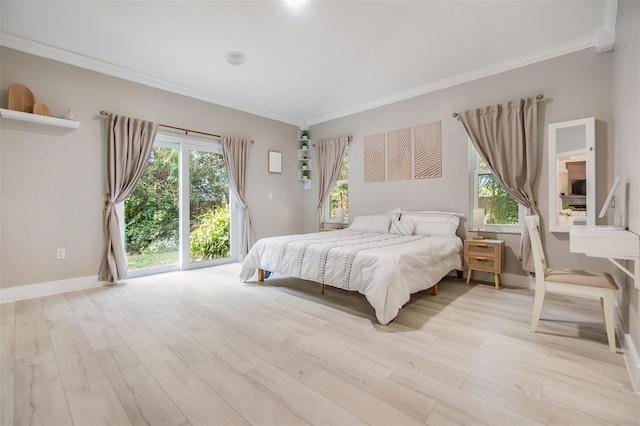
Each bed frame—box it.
[256,268,451,296]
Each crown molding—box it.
[595,0,618,53]
[602,0,618,32]
[0,30,602,128]
[0,32,303,127]
[306,34,596,125]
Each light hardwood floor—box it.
[1,263,638,425]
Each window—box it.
[324,148,349,225]
[469,142,524,232]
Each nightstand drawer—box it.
[466,242,500,256]
[467,255,498,271]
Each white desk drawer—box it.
[570,227,640,259]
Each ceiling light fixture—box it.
[224,51,247,66]
[286,0,306,7]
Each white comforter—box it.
[239,230,463,324]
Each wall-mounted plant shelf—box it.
[298,129,312,190]
[0,108,80,129]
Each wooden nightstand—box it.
[464,239,505,288]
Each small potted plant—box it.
[301,129,310,140]
[302,170,310,180]
[300,141,308,150]
[301,161,308,170]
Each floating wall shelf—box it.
[0,108,80,129]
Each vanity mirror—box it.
[548,117,595,232]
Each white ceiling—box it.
[0,1,614,126]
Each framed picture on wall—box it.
[268,150,282,174]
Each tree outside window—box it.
[326,149,349,223]
[471,148,523,231]
[477,159,519,225]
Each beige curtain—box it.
[316,136,349,229]
[98,114,158,282]
[222,137,255,257]
[458,97,539,272]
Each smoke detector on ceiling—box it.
[224,51,247,66]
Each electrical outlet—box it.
[56,248,65,259]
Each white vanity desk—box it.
[570,225,640,289]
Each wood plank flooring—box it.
[1,263,638,425]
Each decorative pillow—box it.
[390,219,415,236]
[387,207,402,221]
[400,211,462,237]
[368,215,391,233]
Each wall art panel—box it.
[364,133,386,182]
[413,121,442,179]
[386,127,412,181]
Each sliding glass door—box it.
[124,132,233,276]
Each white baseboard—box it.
[0,275,106,303]
[452,270,533,288]
[501,272,534,288]
[614,300,640,393]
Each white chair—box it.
[525,215,618,352]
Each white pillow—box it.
[390,219,415,236]
[369,216,391,233]
[348,214,392,233]
[400,211,462,237]
[348,216,370,231]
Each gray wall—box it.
[612,0,640,357]
[0,47,303,288]
[307,48,615,287]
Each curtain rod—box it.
[312,135,353,148]
[451,94,544,118]
[99,110,223,139]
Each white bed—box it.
[239,211,464,324]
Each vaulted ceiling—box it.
[0,1,615,126]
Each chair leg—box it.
[530,289,545,332]
[602,291,616,353]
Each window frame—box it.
[468,142,524,234]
